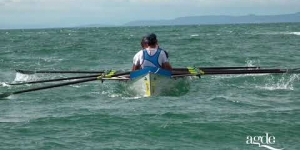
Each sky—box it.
[0,0,300,29]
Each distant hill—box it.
[78,24,116,28]
[123,12,300,26]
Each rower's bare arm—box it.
[132,64,141,71]
[162,62,172,71]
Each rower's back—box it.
[132,33,172,71]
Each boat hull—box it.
[128,72,174,97]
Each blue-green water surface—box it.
[0,23,299,149]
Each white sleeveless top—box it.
[133,47,168,67]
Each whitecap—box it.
[276,32,300,36]
[290,32,300,35]
[121,96,142,100]
[108,94,123,98]
[255,74,299,91]
[70,85,81,88]
[211,73,267,79]
[246,59,260,67]
[0,118,27,123]
[0,82,10,87]
[13,72,39,82]
[246,31,300,36]
[190,34,199,37]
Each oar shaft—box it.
[17,67,259,74]
[204,69,287,75]
[12,77,98,95]
[10,74,101,85]
[173,66,260,71]
[10,72,131,95]
[172,68,292,76]
[11,71,131,85]
[16,69,105,74]
[0,71,132,98]
[201,66,260,70]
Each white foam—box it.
[247,31,300,36]
[70,85,81,88]
[121,96,142,100]
[291,32,300,35]
[109,93,123,98]
[0,118,26,123]
[0,82,10,87]
[255,74,299,91]
[42,57,63,63]
[246,59,260,67]
[190,34,199,37]
[211,73,267,79]
[14,72,38,82]
[280,32,300,36]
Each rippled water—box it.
[0,23,299,149]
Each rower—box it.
[140,35,169,59]
[132,33,172,71]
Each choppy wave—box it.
[190,34,199,37]
[0,82,10,87]
[246,60,260,67]
[285,32,300,35]
[211,73,268,79]
[1,23,300,150]
[13,73,39,82]
[255,74,299,90]
[248,31,300,36]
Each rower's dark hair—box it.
[141,36,147,48]
[145,33,157,46]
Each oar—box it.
[0,71,131,99]
[9,74,103,85]
[172,66,260,72]
[16,69,106,74]
[172,68,300,76]
[203,68,300,75]
[16,67,259,74]
[10,70,128,85]
[200,66,260,70]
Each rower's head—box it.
[141,36,148,49]
[145,33,157,48]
